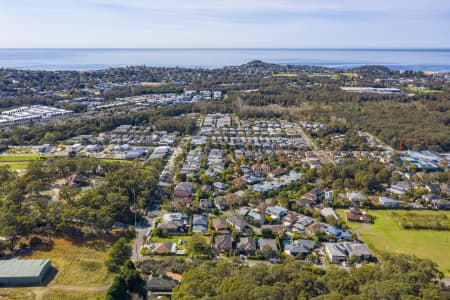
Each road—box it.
[297,125,334,164]
[364,131,395,153]
[130,226,150,262]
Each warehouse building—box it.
[0,259,51,286]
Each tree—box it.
[121,261,146,297]
[106,275,128,300]
[104,237,132,273]
[187,233,211,258]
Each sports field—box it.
[337,209,450,276]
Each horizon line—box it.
[1,47,450,51]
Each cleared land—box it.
[0,238,113,300]
[41,289,106,300]
[338,209,450,276]
[30,238,113,286]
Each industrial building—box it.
[340,87,402,94]
[0,259,51,286]
[0,105,72,126]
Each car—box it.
[239,255,247,261]
[178,239,183,245]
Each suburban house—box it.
[423,194,440,202]
[227,215,250,232]
[342,242,373,261]
[425,183,441,194]
[247,211,265,226]
[157,221,186,234]
[214,196,227,210]
[324,242,373,263]
[388,181,411,195]
[212,218,228,232]
[432,199,450,210]
[320,207,339,221]
[237,237,257,256]
[324,190,334,202]
[345,207,372,223]
[173,182,194,205]
[326,226,352,239]
[346,192,366,206]
[261,224,284,235]
[213,181,229,191]
[198,199,212,212]
[192,215,209,233]
[440,184,450,196]
[378,196,399,207]
[215,234,233,252]
[151,242,177,255]
[162,213,185,222]
[295,197,315,207]
[146,275,179,296]
[305,222,327,235]
[258,238,278,253]
[266,205,288,219]
[324,243,348,263]
[300,192,317,204]
[284,239,315,257]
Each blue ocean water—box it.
[0,48,449,71]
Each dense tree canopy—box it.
[172,253,446,300]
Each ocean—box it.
[0,48,449,72]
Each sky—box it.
[0,0,449,48]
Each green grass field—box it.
[332,72,359,79]
[0,155,57,170]
[337,209,450,276]
[273,72,298,77]
[0,155,46,161]
[0,161,30,170]
[404,87,443,94]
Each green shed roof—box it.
[0,259,50,278]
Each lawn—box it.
[404,87,443,94]
[0,155,46,161]
[151,235,192,250]
[338,209,450,276]
[30,238,113,286]
[273,72,298,77]
[331,72,359,79]
[0,161,30,170]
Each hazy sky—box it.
[1,0,449,48]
